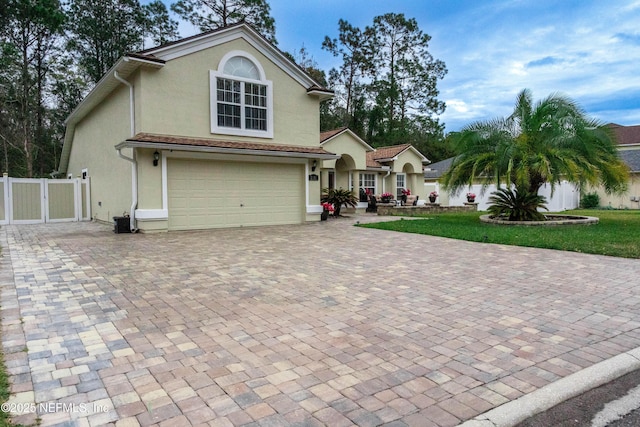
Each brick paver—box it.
[1,215,639,426]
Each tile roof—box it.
[609,124,640,145]
[370,144,412,160]
[124,133,337,157]
[366,144,413,167]
[319,127,349,143]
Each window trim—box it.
[210,51,273,138]
[359,172,376,195]
[396,173,406,198]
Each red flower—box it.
[321,202,335,212]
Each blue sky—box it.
[164,0,640,132]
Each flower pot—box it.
[467,197,475,203]
[429,196,437,203]
[381,197,391,203]
[321,210,329,221]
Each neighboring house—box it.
[320,128,429,207]
[59,23,338,232]
[593,124,640,209]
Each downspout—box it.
[114,70,137,232]
[382,168,391,193]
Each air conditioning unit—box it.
[631,196,639,202]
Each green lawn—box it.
[359,209,640,259]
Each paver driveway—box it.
[2,215,640,427]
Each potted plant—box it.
[466,192,476,203]
[320,202,334,220]
[321,188,358,217]
[381,192,393,203]
[429,191,438,203]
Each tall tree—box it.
[66,0,180,83]
[0,0,65,177]
[365,13,447,143]
[285,45,327,87]
[66,0,145,83]
[142,0,179,47]
[442,89,629,199]
[320,14,447,151]
[322,19,372,128]
[48,53,88,172]
[171,0,276,43]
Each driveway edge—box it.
[458,347,640,427]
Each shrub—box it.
[580,192,600,209]
[487,188,548,221]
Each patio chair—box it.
[366,194,378,213]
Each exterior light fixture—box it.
[312,160,317,171]
[153,150,160,167]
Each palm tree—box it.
[442,89,629,199]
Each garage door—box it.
[167,158,304,230]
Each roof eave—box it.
[58,55,166,175]
[320,128,375,152]
[115,140,340,160]
[307,89,334,102]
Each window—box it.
[210,51,273,138]
[360,173,376,197]
[396,173,406,198]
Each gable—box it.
[59,22,333,175]
[320,128,373,170]
[366,144,428,171]
[139,23,331,98]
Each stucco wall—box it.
[321,134,369,170]
[138,38,320,148]
[66,86,133,223]
[593,174,640,209]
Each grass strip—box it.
[358,209,640,259]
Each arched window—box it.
[210,51,273,138]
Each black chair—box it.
[366,194,378,212]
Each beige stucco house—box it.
[59,23,339,232]
[320,128,429,207]
[592,124,640,209]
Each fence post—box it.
[1,173,8,225]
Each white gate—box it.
[0,174,91,225]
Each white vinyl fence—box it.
[424,181,580,212]
[0,174,91,225]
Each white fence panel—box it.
[425,181,580,212]
[0,175,90,225]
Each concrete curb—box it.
[457,347,640,427]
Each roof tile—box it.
[127,133,336,156]
[609,124,640,145]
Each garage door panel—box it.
[168,158,303,230]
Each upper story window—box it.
[210,51,273,138]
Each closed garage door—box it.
[168,158,304,230]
